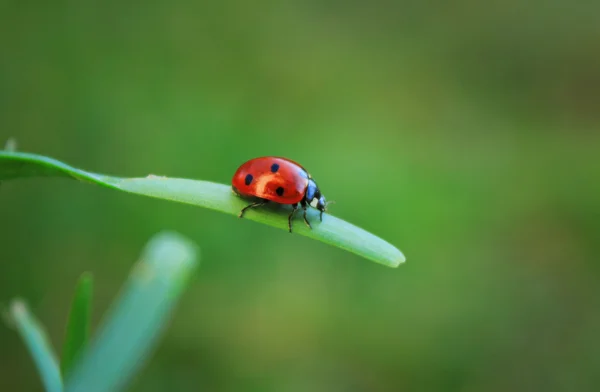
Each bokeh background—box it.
[2,1,599,391]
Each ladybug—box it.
[232,156,327,233]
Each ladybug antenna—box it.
[326,200,336,208]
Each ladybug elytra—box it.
[231,156,327,232]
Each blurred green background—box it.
[2,1,599,391]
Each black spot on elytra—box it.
[245,174,253,186]
[271,163,280,173]
[276,186,284,196]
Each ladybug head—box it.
[306,179,327,220]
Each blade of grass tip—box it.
[65,231,200,392]
[61,272,94,379]
[8,299,63,392]
[0,151,405,267]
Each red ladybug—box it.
[232,156,327,232]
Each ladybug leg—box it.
[287,203,298,233]
[300,200,312,229]
[238,199,268,218]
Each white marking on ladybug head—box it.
[310,197,319,208]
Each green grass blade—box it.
[7,299,63,392]
[64,231,199,392]
[0,151,405,267]
[61,272,93,378]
